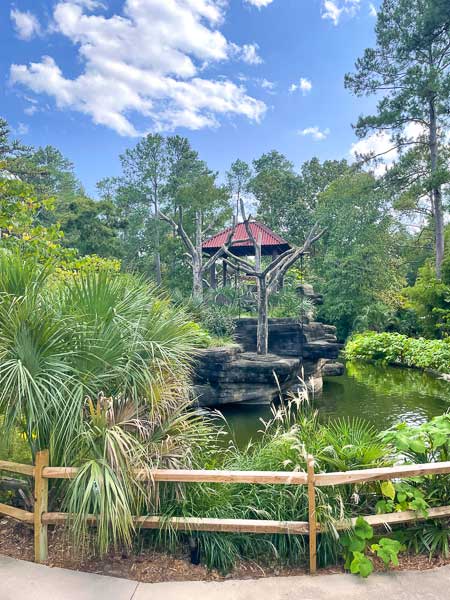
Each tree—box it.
[0,117,31,172]
[25,146,81,201]
[345,0,450,277]
[313,172,403,339]
[160,171,231,301]
[54,195,124,258]
[0,177,64,260]
[226,159,252,221]
[250,151,303,236]
[220,201,325,354]
[120,134,169,284]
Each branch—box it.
[158,208,196,256]
[203,223,237,271]
[218,247,257,276]
[266,224,326,287]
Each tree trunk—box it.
[153,185,162,286]
[192,259,203,301]
[257,279,269,355]
[429,99,444,278]
[192,211,203,301]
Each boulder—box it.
[321,361,345,377]
[192,285,344,407]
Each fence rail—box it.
[1,452,450,572]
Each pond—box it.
[217,362,450,446]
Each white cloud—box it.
[10,9,41,40]
[24,105,38,116]
[299,126,330,141]
[289,77,312,95]
[259,78,276,91]
[244,0,274,7]
[11,0,266,136]
[369,2,377,17]
[240,43,263,65]
[322,0,360,25]
[12,122,29,135]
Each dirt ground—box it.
[1,517,449,584]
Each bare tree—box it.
[220,201,325,355]
[159,207,235,301]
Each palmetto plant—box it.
[0,253,209,554]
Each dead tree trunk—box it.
[257,278,269,355]
[219,201,326,355]
[158,209,235,301]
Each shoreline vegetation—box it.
[345,333,450,378]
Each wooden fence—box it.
[1,452,450,573]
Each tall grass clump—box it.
[157,389,393,573]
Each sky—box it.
[1,0,381,195]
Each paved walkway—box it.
[1,555,450,600]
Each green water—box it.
[217,362,450,446]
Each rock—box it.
[233,317,342,360]
[322,361,345,377]
[193,320,342,407]
[193,350,302,406]
[192,283,344,407]
[297,283,324,305]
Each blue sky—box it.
[1,0,380,195]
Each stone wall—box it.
[193,317,343,407]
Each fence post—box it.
[34,449,49,563]
[307,454,317,574]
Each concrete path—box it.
[1,555,450,600]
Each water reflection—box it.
[218,362,450,447]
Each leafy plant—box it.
[341,517,403,577]
[371,538,403,567]
[0,257,211,555]
[345,331,450,374]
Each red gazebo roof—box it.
[202,220,291,257]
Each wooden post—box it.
[222,260,228,287]
[34,449,49,563]
[210,263,217,289]
[307,455,317,574]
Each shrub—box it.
[345,332,450,373]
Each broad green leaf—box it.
[354,517,373,540]
[381,481,396,501]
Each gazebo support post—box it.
[222,260,228,287]
[210,264,217,289]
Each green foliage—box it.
[371,538,403,568]
[268,286,315,319]
[395,520,450,559]
[381,414,450,463]
[345,331,450,373]
[0,176,65,259]
[314,172,404,340]
[342,517,403,577]
[406,259,450,337]
[51,195,124,258]
[198,303,236,339]
[0,255,212,554]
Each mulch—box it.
[0,517,449,584]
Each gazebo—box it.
[202,220,291,288]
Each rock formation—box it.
[193,317,343,407]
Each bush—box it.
[345,332,450,373]
[199,303,236,339]
[269,287,315,319]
